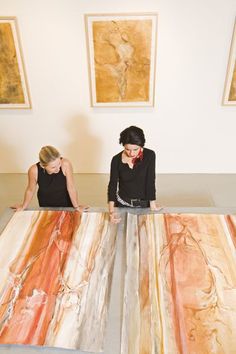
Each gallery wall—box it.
[0,0,235,173]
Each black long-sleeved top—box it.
[108,148,156,202]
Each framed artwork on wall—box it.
[0,17,31,109]
[222,19,236,105]
[85,13,158,107]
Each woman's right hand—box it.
[109,212,121,224]
[11,204,25,212]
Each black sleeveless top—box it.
[37,162,73,207]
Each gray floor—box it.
[0,173,236,354]
[1,173,236,214]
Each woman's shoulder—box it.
[61,157,71,166]
[61,158,73,176]
[28,164,38,180]
[143,148,156,157]
[111,151,122,162]
[29,163,38,173]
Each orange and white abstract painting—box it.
[122,213,236,354]
[0,210,116,351]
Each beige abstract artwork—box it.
[223,19,236,105]
[0,210,117,352]
[0,22,24,104]
[85,14,157,107]
[0,18,31,108]
[228,60,236,101]
[122,213,236,354]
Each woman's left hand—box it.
[150,201,164,211]
[75,205,90,212]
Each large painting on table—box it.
[122,213,236,353]
[85,13,157,107]
[0,17,31,109]
[223,19,236,105]
[0,210,116,351]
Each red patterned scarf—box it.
[132,148,143,166]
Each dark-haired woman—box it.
[108,126,160,223]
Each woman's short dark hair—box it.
[119,126,146,147]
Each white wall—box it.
[0,0,235,173]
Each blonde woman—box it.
[12,146,83,211]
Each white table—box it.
[0,206,236,354]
